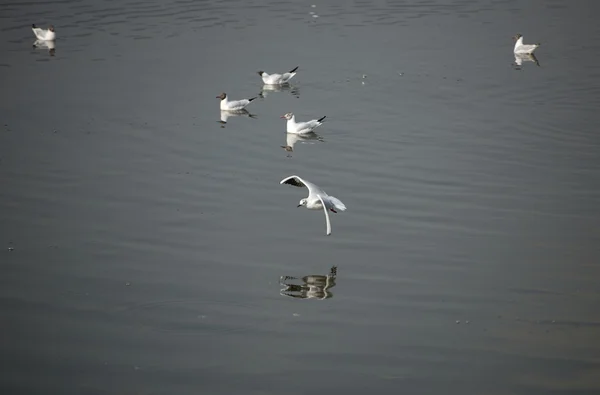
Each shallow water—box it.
[1,0,600,394]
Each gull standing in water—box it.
[216,92,257,111]
[513,33,540,54]
[32,24,56,41]
[280,175,346,236]
[258,66,298,85]
[281,112,326,135]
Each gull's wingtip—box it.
[280,175,298,184]
[289,66,299,73]
[317,116,327,123]
[32,24,37,28]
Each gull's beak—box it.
[280,115,286,119]
[297,204,302,207]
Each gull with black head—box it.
[216,92,257,111]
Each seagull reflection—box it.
[218,109,257,127]
[259,84,300,99]
[513,53,540,69]
[33,39,55,56]
[280,132,324,157]
[279,266,337,300]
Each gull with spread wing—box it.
[280,175,346,236]
[32,24,55,41]
[513,33,540,54]
[258,66,298,85]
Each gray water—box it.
[2,0,600,394]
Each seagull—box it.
[258,66,298,85]
[280,175,346,236]
[216,92,257,111]
[281,112,326,135]
[32,24,55,41]
[513,33,540,54]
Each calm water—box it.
[1,0,600,394]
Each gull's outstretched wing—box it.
[280,175,325,198]
[327,196,347,211]
[32,26,46,40]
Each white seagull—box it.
[32,24,56,41]
[258,66,298,85]
[280,175,347,236]
[513,33,540,54]
[216,92,257,111]
[281,112,326,135]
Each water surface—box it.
[1,0,600,394]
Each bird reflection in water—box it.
[33,39,55,56]
[217,109,257,128]
[259,84,300,99]
[280,132,324,157]
[279,266,337,300]
[513,53,540,70]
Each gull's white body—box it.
[514,35,539,54]
[282,113,326,135]
[217,93,257,111]
[280,175,347,236]
[32,25,55,41]
[258,66,298,85]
